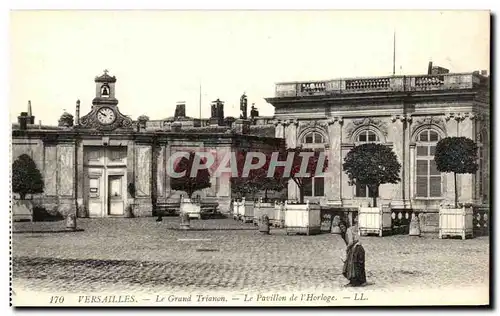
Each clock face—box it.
[97,107,116,125]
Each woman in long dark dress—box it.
[339,219,366,286]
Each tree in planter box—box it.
[12,154,44,200]
[276,147,328,204]
[343,143,401,207]
[231,151,287,202]
[170,151,212,199]
[231,150,261,200]
[256,153,287,202]
[434,137,478,208]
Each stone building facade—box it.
[11,71,283,218]
[11,68,490,232]
[266,68,490,232]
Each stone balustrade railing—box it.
[275,73,484,97]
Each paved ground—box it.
[12,217,490,295]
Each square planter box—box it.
[231,200,240,220]
[253,199,275,226]
[439,207,473,240]
[232,198,254,223]
[358,206,392,237]
[269,202,286,228]
[284,201,321,235]
[180,198,201,220]
[12,200,33,222]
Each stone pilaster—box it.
[215,145,231,213]
[134,142,153,216]
[458,112,476,203]
[285,119,299,201]
[390,114,412,208]
[75,140,86,217]
[164,144,172,196]
[126,140,135,198]
[326,117,343,206]
[444,113,461,204]
[56,141,77,216]
[156,141,167,200]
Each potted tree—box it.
[434,137,478,239]
[254,153,287,227]
[279,147,328,235]
[170,151,211,221]
[12,154,44,222]
[230,150,261,223]
[343,143,401,237]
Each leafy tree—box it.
[434,137,478,208]
[278,147,328,204]
[12,154,44,200]
[230,150,255,199]
[343,143,401,207]
[170,151,211,199]
[231,151,287,201]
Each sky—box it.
[9,10,490,126]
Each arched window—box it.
[354,129,380,198]
[357,130,379,142]
[101,84,110,97]
[416,129,441,198]
[304,131,324,144]
[302,130,325,198]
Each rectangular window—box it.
[358,134,367,142]
[417,146,428,156]
[429,160,440,175]
[368,133,377,142]
[429,146,436,156]
[303,178,312,196]
[416,160,428,176]
[416,176,428,197]
[416,158,441,198]
[305,135,313,143]
[429,176,441,197]
[314,177,324,196]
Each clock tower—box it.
[79,70,133,131]
[93,69,118,106]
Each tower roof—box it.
[95,69,117,83]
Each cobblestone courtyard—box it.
[12,217,490,295]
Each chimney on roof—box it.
[26,100,35,124]
[427,61,433,75]
[18,112,28,130]
[174,102,186,118]
[75,99,80,125]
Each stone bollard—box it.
[331,215,341,234]
[65,213,77,231]
[409,214,421,236]
[259,214,270,234]
[180,212,190,230]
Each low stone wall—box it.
[417,210,440,233]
